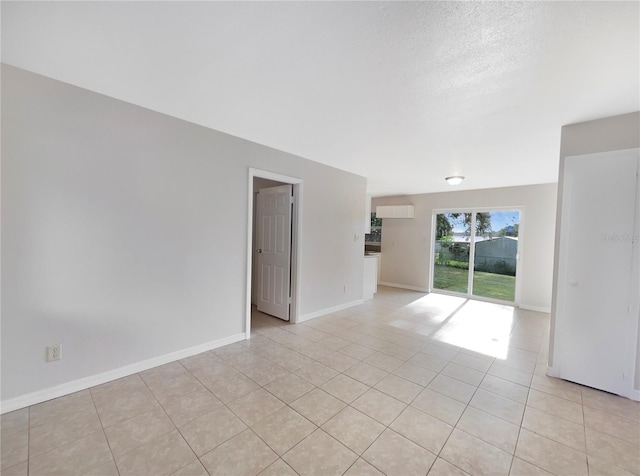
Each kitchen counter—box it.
[365,252,381,284]
[363,254,379,300]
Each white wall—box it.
[372,183,558,311]
[1,65,366,408]
[550,112,640,389]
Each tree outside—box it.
[433,211,519,301]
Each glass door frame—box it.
[429,207,524,305]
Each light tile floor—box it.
[2,287,639,475]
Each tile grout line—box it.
[432,368,490,476]
[136,369,203,476]
[209,341,322,475]
[175,358,264,474]
[275,309,528,474]
[581,387,590,476]
[87,387,121,476]
[264,312,552,476]
[27,405,31,476]
[507,381,530,476]
[12,290,638,476]
[256,320,430,475]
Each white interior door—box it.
[257,185,292,321]
[557,150,639,395]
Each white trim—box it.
[433,206,526,214]
[291,183,303,324]
[430,207,524,304]
[546,368,640,402]
[519,304,551,314]
[467,211,477,296]
[246,168,303,339]
[514,208,525,305]
[0,333,246,414]
[545,366,560,378]
[379,282,429,293]
[428,213,436,291]
[626,389,640,402]
[298,300,364,323]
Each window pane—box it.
[365,212,382,252]
[433,213,471,294]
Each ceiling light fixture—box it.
[445,176,465,185]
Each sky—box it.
[449,211,520,234]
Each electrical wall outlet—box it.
[46,344,62,362]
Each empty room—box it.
[1,2,639,476]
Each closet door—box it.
[556,149,639,396]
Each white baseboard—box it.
[0,333,246,414]
[545,367,640,402]
[519,304,551,314]
[379,282,429,293]
[298,300,364,323]
[625,388,640,402]
[545,366,559,378]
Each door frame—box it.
[246,168,303,339]
[429,207,525,306]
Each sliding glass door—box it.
[432,210,520,302]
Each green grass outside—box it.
[433,264,515,302]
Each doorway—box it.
[431,209,522,303]
[255,184,293,321]
[245,168,303,339]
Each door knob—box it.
[257,249,262,253]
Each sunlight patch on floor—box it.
[388,318,437,337]
[402,293,467,322]
[433,299,516,359]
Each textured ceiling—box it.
[2,1,639,196]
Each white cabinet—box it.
[376,205,414,219]
[363,255,379,300]
[367,252,382,284]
